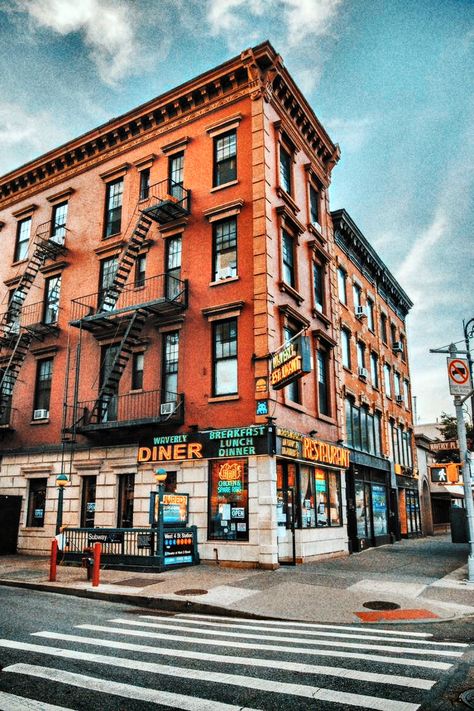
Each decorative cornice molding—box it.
[46,187,75,204]
[203,198,244,222]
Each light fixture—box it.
[56,473,69,488]
[154,468,167,485]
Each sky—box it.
[0,0,472,424]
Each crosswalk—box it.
[0,611,468,710]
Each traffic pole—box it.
[49,538,58,582]
[92,542,101,587]
[450,343,474,584]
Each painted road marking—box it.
[108,618,463,657]
[1,652,420,711]
[139,615,467,648]
[2,664,256,711]
[33,631,436,691]
[179,613,435,637]
[76,624,453,669]
[0,691,74,711]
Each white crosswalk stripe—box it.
[0,612,468,711]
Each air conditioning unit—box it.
[396,395,404,404]
[217,267,233,280]
[358,367,369,380]
[355,306,367,319]
[160,402,175,416]
[33,409,49,420]
[392,341,403,353]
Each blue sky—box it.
[0,0,473,424]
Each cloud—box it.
[283,0,344,45]
[325,116,375,153]
[13,0,137,86]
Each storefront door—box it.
[277,461,296,565]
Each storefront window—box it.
[299,465,315,528]
[355,481,368,538]
[315,469,329,526]
[328,471,342,526]
[208,459,248,541]
[371,484,388,536]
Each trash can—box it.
[450,506,468,543]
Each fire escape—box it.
[0,224,67,429]
[66,180,190,436]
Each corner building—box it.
[332,210,419,552]
[0,42,352,567]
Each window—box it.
[391,323,397,347]
[380,313,388,344]
[282,229,296,288]
[299,467,342,528]
[279,145,292,194]
[309,184,320,226]
[312,261,324,312]
[352,282,362,311]
[99,256,118,308]
[139,168,150,201]
[374,412,382,455]
[162,331,179,402]
[284,323,300,403]
[168,153,184,200]
[43,276,61,325]
[99,344,119,422]
[51,202,68,244]
[341,328,351,369]
[104,178,123,238]
[316,349,330,416]
[134,254,146,288]
[367,298,375,331]
[33,358,53,416]
[395,371,401,399]
[131,352,144,390]
[117,473,134,528]
[213,218,237,281]
[165,236,182,300]
[213,319,237,396]
[27,478,47,527]
[337,267,347,304]
[400,334,406,361]
[404,379,410,409]
[384,363,392,397]
[165,471,177,493]
[14,217,31,262]
[214,131,237,187]
[345,398,382,456]
[345,397,353,447]
[7,289,22,332]
[81,476,96,527]
[370,352,379,388]
[357,341,366,371]
[208,459,248,540]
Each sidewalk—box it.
[1,535,473,624]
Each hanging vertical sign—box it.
[270,335,312,390]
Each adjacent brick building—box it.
[0,41,417,566]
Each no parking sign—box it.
[447,357,471,396]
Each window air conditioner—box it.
[392,341,403,353]
[355,306,367,319]
[160,402,175,416]
[358,367,369,380]
[396,395,404,404]
[33,409,49,420]
[217,267,233,280]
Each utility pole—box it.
[430,341,474,583]
[463,317,474,422]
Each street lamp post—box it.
[463,317,474,421]
[55,473,69,535]
[154,468,167,569]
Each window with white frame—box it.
[213,217,237,281]
[213,319,238,396]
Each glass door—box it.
[277,461,296,564]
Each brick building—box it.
[0,42,353,567]
[332,210,419,551]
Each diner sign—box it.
[270,335,312,390]
[138,426,269,464]
[276,427,350,468]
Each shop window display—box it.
[296,466,342,528]
[208,458,248,541]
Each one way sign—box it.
[447,357,472,396]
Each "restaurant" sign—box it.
[270,335,312,390]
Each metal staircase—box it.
[83,308,148,426]
[0,332,35,418]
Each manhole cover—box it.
[111,577,164,587]
[174,589,208,596]
[363,600,401,611]
[460,689,474,708]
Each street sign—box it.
[447,357,471,396]
[430,439,459,452]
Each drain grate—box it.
[362,600,401,611]
[111,577,165,587]
[460,690,474,708]
[174,588,208,596]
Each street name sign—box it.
[447,357,471,396]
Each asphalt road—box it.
[0,587,472,710]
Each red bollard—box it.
[49,538,58,582]
[92,542,101,587]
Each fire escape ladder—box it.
[87,308,148,424]
[0,332,34,417]
[100,212,153,313]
